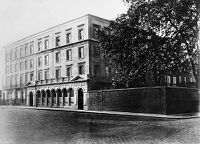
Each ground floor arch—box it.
[29,92,34,106]
[78,88,84,110]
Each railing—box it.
[90,76,111,82]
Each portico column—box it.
[56,91,58,107]
[61,91,64,107]
[45,92,48,107]
[33,92,36,107]
[50,92,53,107]
[40,92,42,107]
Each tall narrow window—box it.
[38,41,42,52]
[30,71,34,81]
[15,49,18,60]
[38,70,42,81]
[78,63,85,75]
[44,69,49,80]
[25,60,28,70]
[66,49,72,61]
[55,67,61,79]
[45,55,49,66]
[66,32,71,44]
[30,59,34,69]
[66,65,72,80]
[94,64,100,76]
[38,57,42,67]
[20,74,23,85]
[44,39,49,50]
[78,47,84,59]
[55,36,60,47]
[10,64,13,73]
[93,46,100,57]
[55,51,60,63]
[20,62,23,71]
[10,50,13,61]
[25,73,28,84]
[93,24,100,39]
[20,48,23,58]
[15,75,18,86]
[30,43,34,54]
[25,44,28,56]
[78,28,84,40]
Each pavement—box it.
[12,106,200,120]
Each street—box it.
[0,106,199,144]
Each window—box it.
[25,44,28,56]
[78,63,85,75]
[93,24,100,38]
[38,57,42,67]
[38,41,42,52]
[66,49,72,61]
[6,52,9,62]
[20,62,23,71]
[10,50,13,61]
[94,64,100,76]
[38,70,42,81]
[55,36,60,47]
[93,46,100,57]
[14,63,18,72]
[30,71,34,81]
[66,65,72,80]
[20,74,23,85]
[44,39,49,50]
[6,65,9,74]
[78,47,84,59]
[78,28,84,40]
[25,73,28,84]
[15,49,18,60]
[30,59,34,69]
[10,64,13,73]
[25,60,28,70]
[6,76,9,86]
[30,43,34,54]
[55,67,61,79]
[66,32,71,44]
[15,75,18,85]
[45,55,49,66]
[20,47,23,58]
[55,51,60,63]
[44,69,49,80]
[105,66,110,76]
[10,75,13,86]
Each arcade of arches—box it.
[28,88,84,110]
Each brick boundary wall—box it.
[88,87,200,114]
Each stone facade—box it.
[2,14,110,110]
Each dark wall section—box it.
[88,87,200,115]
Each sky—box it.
[0,0,128,89]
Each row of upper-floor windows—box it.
[5,24,101,62]
[6,45,99,75]
[5,62,87,85]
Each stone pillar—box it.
[45,92,48,107]
[50,92,53,107]
[40,93,42,107]
[83,92,88,110]
[67,91,70,106]
[27,93,30,106]
[33,93,37,107]
[61,91,64,107]
[55,91,58,107]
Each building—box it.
[2,14,111,109]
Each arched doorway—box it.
[41,90,46,106]
[36,91,41,107]
[29,92,33,106]
[46,90,51,107]
[78,88,84,110]
[62,88,67,106]
[51,89,56,107]
[57,89,62,107]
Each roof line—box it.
[5,14,109,48]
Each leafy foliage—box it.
[99,0,200,88]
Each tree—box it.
[99,0,200,88]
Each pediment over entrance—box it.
[70,75,85,81]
